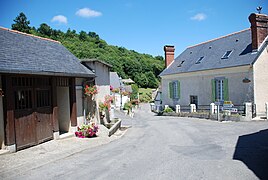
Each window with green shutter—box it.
[169,81,181,99]
[213,77,228,102]
[211,79,216,102]
[169,82,173,99]
[177,81,180,99]
[223,79,229,101]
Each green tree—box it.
[11,12,31,33]
[155,55,164,61]
[79,31,88,41]
[130,84,139,100]
[37,23,52,36]
[146,71,159,88]
[134,73,148,88]
[88,32,99,39]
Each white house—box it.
[79,59,112,124]
[159,13,268,118]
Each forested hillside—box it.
[11,13,165,88]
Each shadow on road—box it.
[233,129,268,180]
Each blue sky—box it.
[1,0,268,57]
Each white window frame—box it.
[173,81,179,99]
[221,50,233,59]
[215,78,224,101]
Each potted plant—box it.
[84,85,98,100]
[75,122,99,138]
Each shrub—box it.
[164,107,174,113]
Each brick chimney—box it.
[249,13,268,51]
[164,45,175,68]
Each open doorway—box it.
[190,95,198,109]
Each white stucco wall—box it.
[0,75,5,149]
[253,45,268,116]
[84,61,111,109]
[96,85,110,103]
[57,87,70,133]
[161,66,253,108]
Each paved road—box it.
[3,104,268,180]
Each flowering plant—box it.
[84,85,98,96]
[121,91,129,96]
[99,95,114,112]
[75,123,98,138]
[99,102,110,111]
[105,95,114,104]
[111,88,119,93]
[131,99,139,105]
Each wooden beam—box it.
[69,78,77,126]
[51,78,59,132]
[3,76,15,146]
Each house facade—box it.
[81,59,112,103]
[160,13,268,117]
[0,27,94,151]
[79,59,112,124]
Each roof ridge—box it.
[0,26,61,44]
[187,28,250,48]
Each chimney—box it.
[164,45,175,68]
[249,13,268,50]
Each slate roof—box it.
[81,58,112,68]
[160,29,262,76]
[0,27,94,77]
[110,72,121,89]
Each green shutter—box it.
[169,82,173,99]
[177,80,181,99]
[223,78,229,101]
[211,79,216,102]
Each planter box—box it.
[108,119,122,136]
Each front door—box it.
[13,77,53,150]
[35,78,53,144]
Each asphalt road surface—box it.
[7,104,268,180]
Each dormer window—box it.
[221,50,233,59]
[177,60,185,67]
[195,56,204,64]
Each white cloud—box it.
[190,13,207,21]
[75,8,102,18]
[51,15,68,24]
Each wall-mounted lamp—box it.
[242,77,251,83]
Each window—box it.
[177,61,185,67]
[216,79,224,101]
[195,56,204,64]
[14,89,33,110]
[211,78,229,102]
[36,89,51,108]
[221,50,233,59]
[169,81,180,99]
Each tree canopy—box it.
[11,13,165,88]
[11,12,31,33]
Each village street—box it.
[1,104,268,180]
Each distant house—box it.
[109,72,130,109]
[110,72,121,90]
[159,13,268,118]
[80,59,112,122]
[0,27,94,152]
[81,59,112,102]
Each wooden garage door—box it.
[13,77,53,150]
